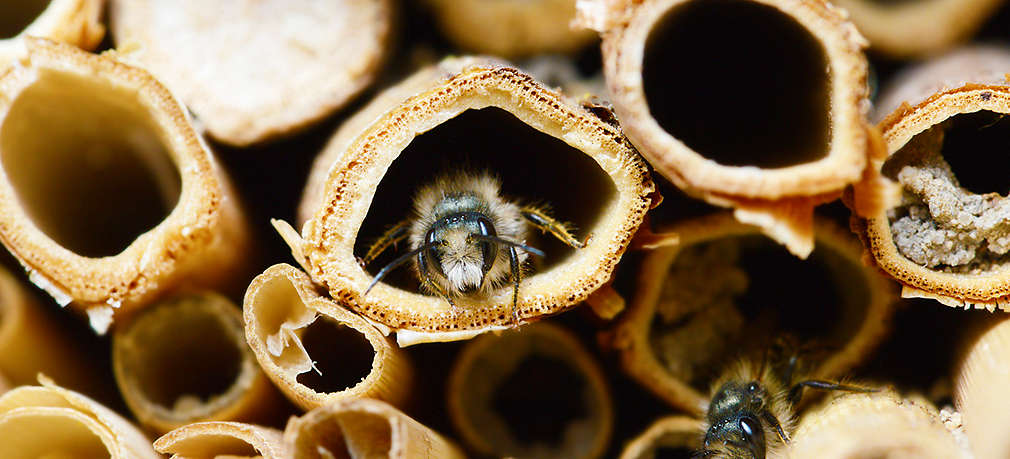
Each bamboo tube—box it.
[243,264,412,411]
[576,0,877,258]
[953,316,1010,458]
[284,397,465,458]
[447,322,613,458]
[287,56,655,343]
[788,391,968,458]
[109,0,395,147]
[113,292,283,434]
[0,38,251,333]
[607,213,896,416]
[423,0,596,58]
[853,45,1010,311]
[619,416,702,459]
[154,421,289,459]
[830,0,1007,58]
[0,375,159,459]
[0,0,104,70]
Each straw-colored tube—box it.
[788,391,968,458]
[154,421,289,459]
[619,416,702,459]
[283,397,465,458]
[447,321,614,458]
[609,213,896,416]
[0,38,251,333]
[953,316,1010,458]
[113,292,283,434]
[854,45,1010,311]
[110,0,394,147]
[0,376,159,459]
[0,0,104,70]
[577,0,876,257]
[243,264,412,411]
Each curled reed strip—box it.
[113,292,283,434]
[0,0,103,70]
[0,38,251,333]
[243,264,412,411]
[619,416,702,459]
[154,421,289,459]
[447,322,613,458]
[577,0,876,257]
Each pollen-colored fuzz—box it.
[408,170,528,297]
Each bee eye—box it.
[747,382,759,393]
[739,416,763,443]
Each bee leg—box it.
[760,410,790,444]
[508,245,521,327]
[361,220,410,266]
[520,206,588,249]
[788,380,878,404]
[418,249,459,318]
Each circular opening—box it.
[120,301,242,411]
[641,0,831,168]
[492,355,589,446]
[0,413,110,458]
[649,234,869,389]
[1,69,181,258]
[882,110,1010,272]
[301,411,392,459]
[355,107,616,293]
[0,1,50,39]
[295,317,375,394]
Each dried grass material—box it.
[0,0,104,70]
[283,397,465,459]
[0,38,251,333]
[0,376,159,459]
[830,0,1005,58]
[619,416,702,459]
[243,264,411,411]
[608,213,895,416]
[109,0,394,147]
[954,316,1010,458]
[578,0,874,257]
[113,292,282,434]
[855,46,1010,311]
[788,391,968,458]
[292,57,654,339]
[424,0,596,58]
[447,322,613,458]
[154,421,289,459]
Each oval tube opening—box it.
[295,317,376,394]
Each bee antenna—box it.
[471,234,546,257]
[363,241,439,296]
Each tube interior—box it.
[296,411,392,458]
[492,355,588,446]
[0,68,181,258]
[119,300,243,412]
[355,107,616,291]
[642,0,831,168]
[649,234,870,389]
[295,317,376,394]
[0,413,111,458]
[883,110,1010,273]
[0,0,50,39]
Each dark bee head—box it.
[702,381,769,459]
[423,210,499,293]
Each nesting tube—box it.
[788,391,968,458]
[447,322,613,458]
[113,292,282,434]
[110,0,394,147]
[829,0,1006,58]
[576,0,876,257]
[608,213,895,415]
[0,376,159,459]
[289,56,654,342]
[854,46,1010,311]
[0,38,251,333]
[0,0,104,70]
[619,416,702,459]
[423,0,596,58]
[953,316,1010,458]
[154,421,289,459]
[243,264,412,411]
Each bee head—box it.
[702,381,769,459]
[424,211,498,293]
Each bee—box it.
[697,344,876,458]
[361,170,587,323]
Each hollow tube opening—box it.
[491,355,589,447]
[0,1,51,39]
[295,317,375,394]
